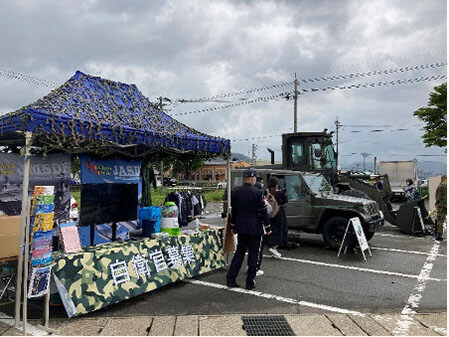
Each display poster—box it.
[52,229,226,317]
[0,153,71,221]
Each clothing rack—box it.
[166,186,203,190]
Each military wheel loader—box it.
[273,131,433,235]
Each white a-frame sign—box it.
[337,217,372,261]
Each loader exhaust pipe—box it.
[267,148,275,164]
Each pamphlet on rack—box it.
[60,221,82,254]
[27,186,55,298]
[32,213,55,233]
[28,265,52,298]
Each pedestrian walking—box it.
[435,175,446,241]
[226,168,271,290]
[265,177,288,258]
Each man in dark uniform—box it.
[226,168,271,290]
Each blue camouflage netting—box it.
[0,71,230,156]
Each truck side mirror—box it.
[314,148,322,158]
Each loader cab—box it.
[282,132,337,177]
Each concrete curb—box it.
[3,312,445,336]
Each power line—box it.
[0,68,58,88]
[296,74,447,94]
[170,91,289,116]
[231,134,282,142]
[173,81,294,104]
[299,61,446,84]
[172,74,447,117]
[171,61,446,105]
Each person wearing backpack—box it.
[265,177,288,258]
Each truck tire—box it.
[322,216,351,249]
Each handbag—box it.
[266,194,280,218]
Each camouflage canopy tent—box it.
[0,70,230,157]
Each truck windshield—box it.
[302,174,332,194]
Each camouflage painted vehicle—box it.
[231,169,384,249]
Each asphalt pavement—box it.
[1,202,446,336]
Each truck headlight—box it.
[362,205,369,215]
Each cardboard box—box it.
[0,216,21,259]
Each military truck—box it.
[230,168,384,248]
[226,130,432,236]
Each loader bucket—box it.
[395,198,434,235]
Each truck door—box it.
[278,174,314,229]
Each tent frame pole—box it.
[22,197,32,335]
[15,131,32,327]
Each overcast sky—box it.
[0,0,447,167]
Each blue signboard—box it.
[80,154,142,184]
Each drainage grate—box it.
[242,315,296,336]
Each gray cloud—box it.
[0,0,446,165]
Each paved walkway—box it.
[0,312,446,336]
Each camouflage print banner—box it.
[52,229,225,317]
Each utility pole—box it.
[373,157,377,175]
[251,144,258,166]
[360,152,370,172]
[293,73,299,133]
[335,117,341,170]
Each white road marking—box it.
[186,279,364,316]
[392,240,442,336]
[433,327,447,335]
[262,255,445,282]
[375,233,426,239]
[0,312,50,336]
[371,246,447,257]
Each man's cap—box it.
[243,168,257,178]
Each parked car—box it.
[217,181,227,189]
[70,196,79,221]
[163,177,177,187]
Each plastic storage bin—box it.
[138,206,162,233]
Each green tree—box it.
[171,156,205,180]
[413,82,447,149]
[71,155,80,176]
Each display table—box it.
[52,229,225,317]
